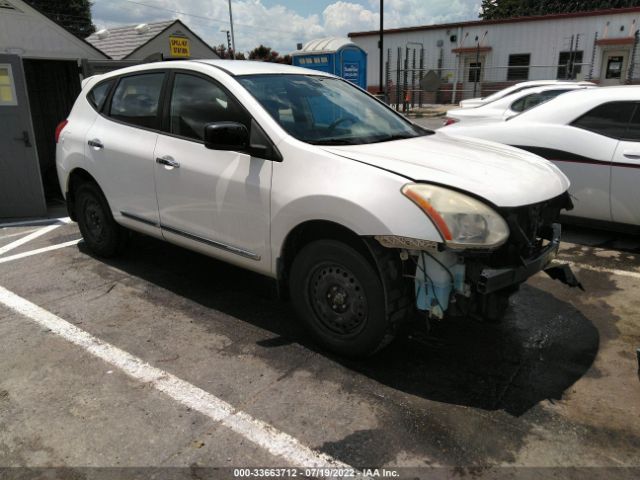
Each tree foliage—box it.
[24,0,96,38]
[480,0,640,19]
[214,44,246,60]
[248,45,292,64]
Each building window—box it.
[0,65,18,106]
[557,51,583,79]
[507,54,530,81]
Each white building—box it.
[349,7,640,102]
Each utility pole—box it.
[220,29,232,58]
[379,0,384,95]
[228,0,236,59]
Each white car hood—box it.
[321,132,570,208]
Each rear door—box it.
[610,102,640,225]
[0,54,46,218]
[84,71,166,232]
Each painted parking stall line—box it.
[0,224,63,256]
[0,285,353,470]
[0,217,71,229]
[0,239,82,265]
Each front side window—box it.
[109,73,164,129]
[237,74,427,145]
[169,73,249,141]
[571,102,637,139]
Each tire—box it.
[289,239,405,357]
[74,182,128,258]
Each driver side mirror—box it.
[204,122,249,151]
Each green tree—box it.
[24,0,95,38]
[481,0,640,19]
[248,45,291,64]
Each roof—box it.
[5,0,108,59]
[86,20,175,60]
[292,37,358,55]
[349,6,640,37]
[196,59,332,76]
[514,85,640,124]
[89,59,334,80]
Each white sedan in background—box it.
[443,86,640,229]
[445,84,594,126]
[459,80,595,108]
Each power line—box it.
[106,0,304,35]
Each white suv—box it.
[56,60,576,357]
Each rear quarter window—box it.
[87,80,114,111]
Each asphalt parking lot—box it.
[0,213,639,479]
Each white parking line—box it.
[0,240,82,265]
[0,229,40,240]
[0,224,62,257]
[0,285,353,469]
[0,217,71,228]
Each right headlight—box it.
[402,183,510,249]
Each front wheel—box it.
[289,240,398,357]
[75,182,128,258]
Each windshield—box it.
[237,74,430,145]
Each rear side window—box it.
[571,101,637,140]
[169,73,249,141]
[109,73,165,129]
[511,93,542,113]
[87,80,113,111]
[510,89,570,113]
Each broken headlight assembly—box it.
[402,183,510,249]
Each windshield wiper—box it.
[308,138,359,145]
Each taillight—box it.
[55,119,68,143]
[443,117,459,127]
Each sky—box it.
[90,0,483,54]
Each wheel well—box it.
[65,168,98,221]
[277,220,376,298]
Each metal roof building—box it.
[349,7,640,102]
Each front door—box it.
[154,72,272,273]
[0,54,46,218]
[463,55,485,100]
[601,50,629,86]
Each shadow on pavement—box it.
[83,233,600,418]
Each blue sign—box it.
[343,62,359,84]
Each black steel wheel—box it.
[75,182,128,258]
[289,240,393,357]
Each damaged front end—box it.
[377,190,582,323]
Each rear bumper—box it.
[476,223,561,295]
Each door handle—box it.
[623,152,640,159]
[156,155,180,169]
[13,131,31,148]
[88,139,104,149]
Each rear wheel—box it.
[289,240,402,357]
[75,182,128,258]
